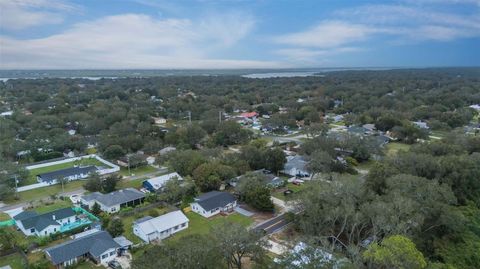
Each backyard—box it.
[7,180,86,204]
[170,211,254,241]
[0,253,26,269]
[272,182,308,200]
[385,142,411,157]
[119,165,157,177]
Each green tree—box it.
[107,218,124,237]
[212,222,268,269]
[83,173,103,192]
[237,173,274,212]
[103,144,126,160]
[102,174,120,193]
[363,235,427,269]
[264,148,286,174]
[91,202,102,216]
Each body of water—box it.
[242,72,320,79]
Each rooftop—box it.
[45,230,119,265]
[134,210,189,235]
[194,191,236,211]
[82,188,145,207]
[37,166,98,182]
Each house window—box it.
[181,223,186,227]
[101,254,108,259]
[45,231,47,235]
[30,228,35,233]
[174,225,178,230]
[54,228,57,232]
[110,251,116,256]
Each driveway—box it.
[253,213,290,235]
[114,252,132,269]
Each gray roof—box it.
[37,166,98,182]
[133,216,153,225]
[13,211,38,221]
[45,231,119,265]
[19,208,76,231]
[283,156,307,172]
[82,188,145,207]
[195,191,236,211]
[113,236,133,248]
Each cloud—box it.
[275,47,362,63]
[0,0,78,30]
[0,13,279,69]
[273,21,374,49]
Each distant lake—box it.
[242,72,321,78]
[0,77,119,82]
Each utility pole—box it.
[128,154,131,176]
[219,110,222,123]
[187,111,192,124]
[13,174,18,199]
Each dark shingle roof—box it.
[45,231,119,265]
[20,208,76,231]
[195,191,236,211]
[13,211,38,221]
[82,188,145,207]
[37,166,97,182]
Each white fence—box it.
[18,155,120,192]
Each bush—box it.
[148,209,159,217]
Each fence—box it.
[17,154,120,192]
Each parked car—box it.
[284,189,293,196]
[108,260,122,269]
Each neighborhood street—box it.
[253,213,290,235]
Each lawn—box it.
[170,211,254,241]
[121,207,169,244]
[24,158,108,186]
[34,199,72,214]
[386,142,411,157]
[0,253,26,269]
[0,212,10,221]
[356,160,377,171]
[8,180,86,204]
[119,165,157,177]
[272,182,308,200]
[118,177,148,189]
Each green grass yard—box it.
[34,199,72,214]
[386,142,411,157]
[119,165,157,177]
[118,177,148,189]
[7,180,86,204]
[170,211,253,241]
[0,253,26,269]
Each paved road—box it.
[253,213,290,235]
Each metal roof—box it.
[143,172,182,190]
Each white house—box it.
[469,104,480,111]
[45,230,120,268]
[190,191,237,218]
[14,208,77,237]
[142,172,183,192]
[36,166,98,184]
[133,210,189,243]
[80,188,145,214]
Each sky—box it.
[0,0,479,69]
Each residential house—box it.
[469,104,480,111]
[159,146,176,156]
[80,188,145,214]
[241,111,258,119]
[45,230,120,268]
[190,191,237,218]
[14,208,77,237]
[281,155,310,178]
[152,117,167,125]
[362,124,376,132]
[229,169,284,189]
[413,121,429,129]
[142,172,183,192]
[133,210,189,243]
[37,166,98,184]
[347,126,370,136]
[0,111,13,117]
